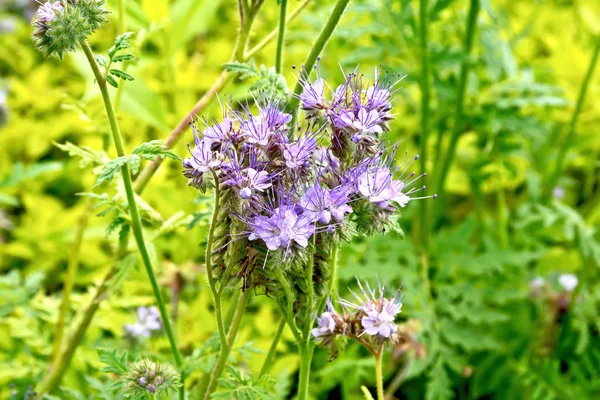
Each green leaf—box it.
[106,74,119,88]
[109,68,135,81]
[95,54,109,67]
[95,156,130,186]
[97,348,129,376]
[106,253,138,292]
[361,386,375,400]
[132,140,180,160]
[223,59,260,80]
[112,53,135,62]
[108,32,135,60]
[426,358,454,400]
[54,141,110,168]
[169,0,224,51]
[0,162,63,189]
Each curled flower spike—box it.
[32,0,109,59]
[122,359,181,398]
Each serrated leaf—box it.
[54,141,110,168]
[112,54,135,62]
[108,32,135,59]
[106,74,119,88]
[110,69,135,81]
[426,358,454,400]
[95,156,129,186]
[132,140,180,160]
[97,348,129,376]
[95,54,108,67]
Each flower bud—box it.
[122,359,181,398]
[32,0,109,59]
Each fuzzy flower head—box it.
[124,306,162,338]
[32,0,109,59]
[558,273,578,292]
[122,359,181,398]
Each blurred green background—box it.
[1,0,600,398]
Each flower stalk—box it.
[418,0,431,248]
[275,0,288,73]
[375,349,385,400]
[79,38,183,387]
[259,317,286,378]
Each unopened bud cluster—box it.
[122,359,181,398]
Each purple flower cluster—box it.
[124,306,162,338]
[182,66,435,256]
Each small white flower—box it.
[558,274,578,292]
[530,277,545,290]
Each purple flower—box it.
[365,85,392,113]
[241,116,272,147]
[37,1,63,22]
[299,78,326,111]
[183,138,220,174]
[283,137,317,169]
[356,167,408,208]
[203,117,235,146]
[311,300,338,338]
[125,306,162,338]
[259,104,292,129]
[248,207,315,251]
[341,278,403,339]
[238,168,272,199]
[300,185,352,224]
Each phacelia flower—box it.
[32,0,109,59]
[341,278,403,340]
[299,77,326,111]
[311,299,338,338]
[283,137,318,169]
[558,273,578,292]
[356,167,409,208]
[124,306,162,338]
[122,359,181,398]
[248,207,315,251]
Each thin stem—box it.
[80,38,183,375]
[432,0,480,221]
[259,317,286,378]
[203,289,251,399]
[287,0,352,111]
[384,359,411,399]
[418,0,431,249]
[275,0,288,73]
[51,198,92,361]
[547,39,600,198]
[205,172,227,349]
[245,0,312,59]
[37,240,128,396]
[375,351,384,400]
[304,234,316,337]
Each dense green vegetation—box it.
[1,0,599,399]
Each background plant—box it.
[1,0,599,399]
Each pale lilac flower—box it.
[299,78,326,111]
[558,274,578,292]
[248,207,315,251]
[241,116,272,147]
[356,168,408,208]
[283,137,317,169]
[311,300,337,338]
[203,117,235,146]
[552,186,565,200]
[125,306,162,338]
[183,138,220,174]
[259,104,292,129]
[238,168,272,199]
[37,1,64,22]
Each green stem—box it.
[297,342,314,400]
[304,235,316,337]
[433,0,480,220]
[80,38,183,376]
[287,0,352,111]
[203,289,251,399]
[275,0,287,73]
[375,351,384,400]
[547,39,600,198]
[37,239,128,396]
[418,0,431,249]
[205,172,227,349]
[259,317,286,378]
[51,198,92,361]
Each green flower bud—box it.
[122,359,181,399]
[32,0,109,59]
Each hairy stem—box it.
[287,0,352,111]
[203,288,251,399]
[259,317,286,378]
[205,172,227,349]
[80,38,183,380]
[547,39,600,198]
[275,0,288,73]
[375,351,384,400]
[432,0,480,221]
[297,342,314,400]
[316,239,339,314]
[418,0,431,249]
